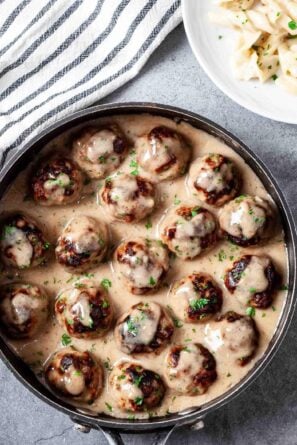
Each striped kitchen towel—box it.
[0,0,181,167]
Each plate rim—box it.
[182,0,297,125]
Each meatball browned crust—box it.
[114,238,169,295]
[55,215,108,272]
[0,283,49,339]
[169,273,223,323]
[114,302,174,354]
[72,125,128,178]
[136,126,191,181]
[45,348,103,404]
[160,205,217,260]
[0,214,50,269]
[31,158,83,206]
[224,255,280,309]
[109,361,165,412]
[100,173,156,223]
[55,279,113,339]
[219,195,273,246]
[164,343,217,395]
[213,311,259,366]
[189,153,240,206]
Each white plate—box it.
[182,0,297,124]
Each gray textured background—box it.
[1,24,297,445]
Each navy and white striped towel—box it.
[0,0,181,167]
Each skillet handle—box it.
[97,420,204,445]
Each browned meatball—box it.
[114,238,169,295]
[206,311,259,366]
[0,214,50,269]
[55,279,113,339]
[31,158,83,206]
[114,302,174,354]
[219,195,273,246]
[160,205,217,260]
[100,173,156,223]
[189,153,240,206]
[0,283,49,339]
[224,255,280,309]
[164,343,217,395]
[109,361,165,412]
[45,348,103,404]
[72,125,128,178]
[169,273,223,323]
[55,215,108,272]
[136,126,191,181]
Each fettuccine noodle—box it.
[209,0,297,94]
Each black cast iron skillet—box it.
[0,103,296,445]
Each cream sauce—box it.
[0,114,288,420]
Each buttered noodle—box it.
[210,0,297,94]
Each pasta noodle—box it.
[209,0,297,94]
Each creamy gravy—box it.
[0,114,287,419]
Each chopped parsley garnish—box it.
[191,207,200,217]
[61,333,71,346]
[101,278,112,289]
[127,318,138,336]
[149,276,156,286]
[73,370,82,376]
[101,299,110,308]
[189,298,209,311]
[173,318,183,328]
[288,20,297,30]
[134,396,144,406]
[134,375,143,387]
[174,195,181,205]
[103,358,113,371]
[145,220,152,230]
[246,306,256,317]
[129,159,139,176]
[218,249,226,262]
[105,402,113,412]
[279,284,288,291]
[249,287,257,293]
[43,241,51,250]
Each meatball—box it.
[55,279,113,339]
[55,215,108,272]
[109,361,165,412]
[160,205,217,260]
[169,273,223,323]
[72,125,128,179]
[114,238,169,295]
[31,158,83,206]
[225,255,280,309]
[100,173,156,223]
[218,195,273,246]
[45,348,103,404]
[0,283,49,339]
[114,302,174,354]
[0,214,49,269]
[189,153,240,206]
[205,311,259,366]
[164,343,217,395]
[135,126,191,181]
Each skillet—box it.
[0,103,296,445]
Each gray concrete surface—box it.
[1,24,297,445]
